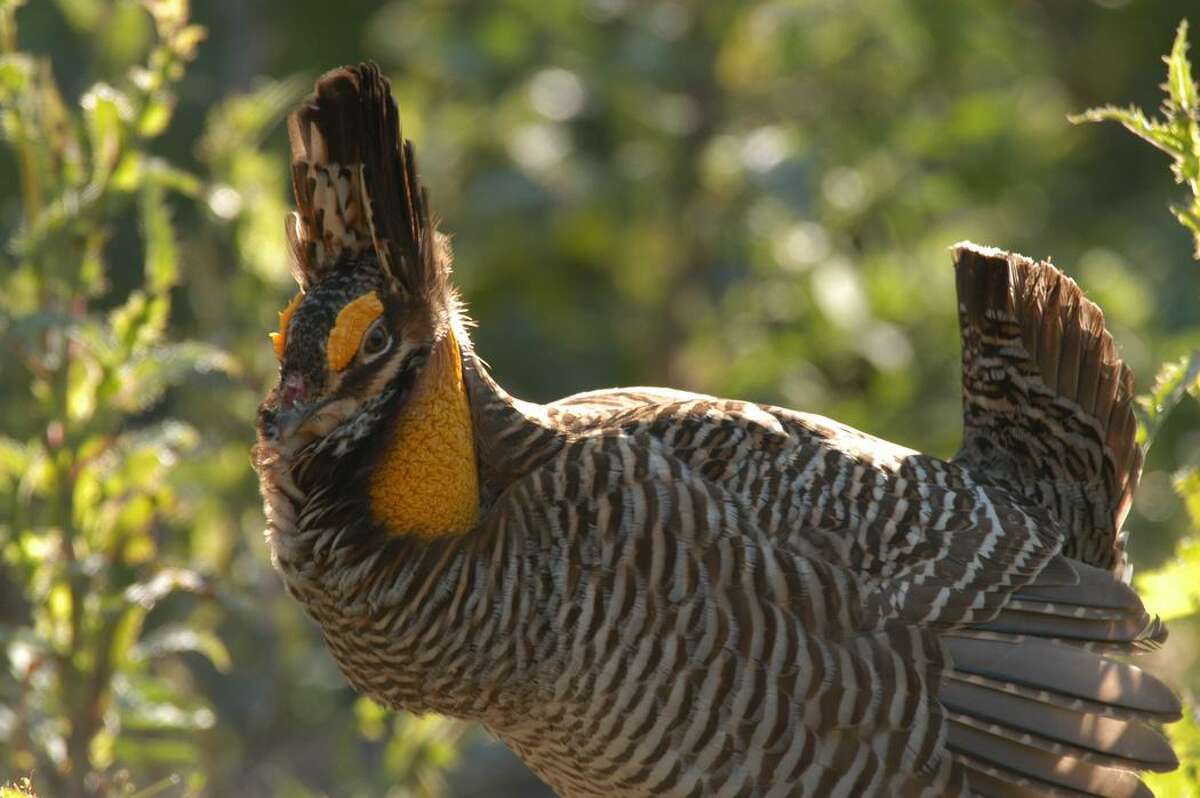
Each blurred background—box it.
[1,0,1199,796]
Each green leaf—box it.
[132,623,230,672]
[146,160,201,196]
[1167,20,1198,115]
[1174,198,1200,258]
[354,696,389,741]
[139,176,177,293]
[197,76,307,166]
[108,290,167,354]
[1136,537,1200,621]
[1069,104,1187,159]
[168,24,205,62]
[1137,350,1200,451]
[0,52,34,101]
[1177,468,1200,529]
[106,341,237,414]
[1073,20,1200,258]
[144,0,188,38]
[128,775,186,798]
[115,671,215,733]
[382,714,464,789]
[123,567,209,610]
[108,420,198,489]
[80,82,130,188]
[0,778,37,798]
[0,434,29,482]
[136,95,173,137]
[66,355,103,424]
[79,227,108,296]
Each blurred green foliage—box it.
[0,1,226,794]
[1074,21,1200,259]
[1074,21,1200,796]
[0,1,1198,796]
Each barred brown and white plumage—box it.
[253,63,1180,797]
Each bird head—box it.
[256,64,459,465]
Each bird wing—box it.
[558,393,1062,626]
[488,429,966,797]
[500,397,1176,796]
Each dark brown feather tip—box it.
[286,63,445,307]
[951,242,1143,576]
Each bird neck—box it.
[462,347,567,492]
[368,330,480,537]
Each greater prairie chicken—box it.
[254,64,1180,797]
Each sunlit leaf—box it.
[80,82,129,187]
[133,624,231,672]
[145,158,200,196]
[0,52,34,101]
[354,696,389,741]
[1069,103,1186,158]
[108,290,167,354]
[46,581,71,651]
[124,567,210,610]
[1136,536,1200,622]
[139,177,177,293]
[1137,351,1200,451]
[137,95,172,137]
[1074,20,1200,257]
[1167,20,1198,120]
[1145,697,1200,797]
[66,355,102,424]
[168,24,205,61]
[115,671,214,733]
[112,736,198,767]
[383,714,465,794]
[122,528,156,564]
[0,778,37,798]
[107,341,237,414]
[79,227,108,296]
[143,0,188,37]
[110,604,147,672]
[0,435,29,482]
[1177,468,1200,529]
[197,75,305,282]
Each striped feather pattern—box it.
[256,65,1178,797]
[951,244,1142,576]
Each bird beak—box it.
[268,372,326,444]
[273,401,320,442]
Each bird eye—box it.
[360,322,391,359]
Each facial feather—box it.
[257,63,481,541]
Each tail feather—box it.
[952,737,1153,798]
[951,243,1143,575]
[972,608,1161,651]
[960,765,1080,798]
[287,63,447,309]
[945,558,1179,796]
[1015,560,1145,610]
[945,636,1178,721]
[945,695,1174,772]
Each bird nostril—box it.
[280,373,307,408]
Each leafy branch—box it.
[1071,20,1200,258]
[1071,19,1200,796]
[0,2,233,795]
